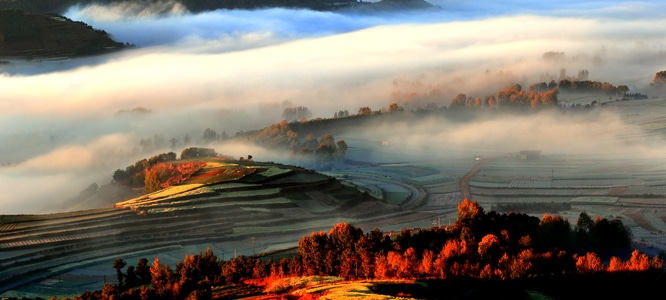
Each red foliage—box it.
[146,162,206,189]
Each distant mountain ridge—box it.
[0,0,439,14]
[0,10,128,58]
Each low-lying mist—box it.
[1,1,665,213]
[337,109,666,163]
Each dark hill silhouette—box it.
[0,0,439,14]
[0,10,128,59]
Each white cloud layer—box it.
[1,1,666,213]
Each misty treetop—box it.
[114,67,662,196]
[388,68,660,110]
[653,70,666,87]
[233,120,347,170]
[123,67,662,179]
[651,70,666,96]
[282,106,312,122]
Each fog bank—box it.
[1,2,666,213]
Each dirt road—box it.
[460,158,494,200]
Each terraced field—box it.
[0,160,438,297]
[8,98,666,298]
[458,153,666,257]
[0,162,359,295]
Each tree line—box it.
[121,69,666,177]
[389,69,666,111]
[56,199,663,300]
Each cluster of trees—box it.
[450,84,559,110]
[112,152,178,188]
[142,161,207,193]
[179,147,218,160]
[557,79,629,97]
[281,106,312,122]
[132,126,234,155]
[236,120,347,170]
[333,110,350,118]
[651,70,666,95]
[447,76,641,110]
[129,133,194,154]
[112,148,219,192]
[389,68,658,111]
[293,200,640,281]
[621,92,649,100]
[202,128,230,143]
[653,70,666,87]
[67,200,663,300]
[130,127,236,155]
[355,103,405,116]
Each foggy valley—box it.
[2,0,666,298]
[2,0,665,213]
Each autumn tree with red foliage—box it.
[77,201,662,300]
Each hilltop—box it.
[0,10,128,59]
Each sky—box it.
[1,0,666,213]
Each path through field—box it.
[460,157,498,200]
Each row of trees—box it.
[450,84,559,110]
[388,68,657,111]
[126,69,665,165]
[447,76,638,110]
[69,200,662,300]
[556,79,628,96]
[281,106,312,122]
